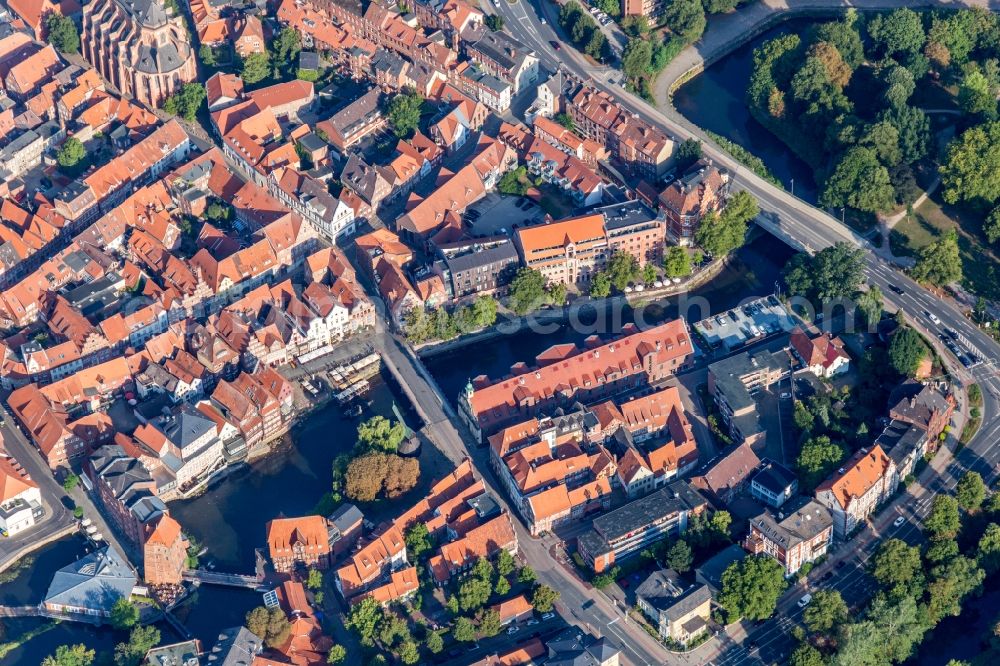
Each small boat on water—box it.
[343,403,363,418]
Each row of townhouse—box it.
[487,384,700,535]
[460,319,694,441]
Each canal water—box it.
[425,232,795,402]
[673,18,820,203]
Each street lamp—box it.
[790,178,795,198]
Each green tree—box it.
[803,589,848,634]
[675,138,702,169]
[665,540,693,573]
[327,645,347,664]
[498,166,529,196]
[386,90,423,139]
[718,555,787,621]
[888,326,929,377]
[977,523,1000,575]
[378,614,410,647]
[821,147,896,212]
[496,549,516,576]
[704,0,738,13]
[796,435,845,490]
[110,598,139,630]
[241,52,271,84]
[347,598,381,646]
[114,626,161,666]
[663,246,692,278]
[593,0,619,16]
[163,83,206,121]
[867,8,926,57]
[789,643,825,666]
[405,523,434,559]
[959,67,998,117]
[941,121,1000,205]
[814,12,864,69]
[495,575,511,595]
[508,268,548,315]
[452,617,477,642]
[63,473,80,491]
[926,538,960,564]
[271,27,302,75]
[621,38,653,83]
[663,0,706,43]
[398,642,419,665]
[878,105,928,163]
[957,471,986,511]
[622,15,650,38]
[783,242,866,301]
[530,584,560,612]
[695,190,758,257]
[471,296,498,328]
[927,555,985,622]
[46,14,79,54]
[871,538,923,591]
[606,251,640,290]
[357,416,406,453]
[589,272,611,298]
[986,205,1000,244]
[200,44,218,67]
[857,285,884,326]
[307,568,324,591]
[479,609,503,637]
[555,113,575,130]
[925,494,961,540]
[425,631,444,654]
[861,120,902,167]
[911,229,962,286]
[485,14,504,31]
[57,138,88,177]
[458,576,492,611]
[547,282,566,307]
[836,594,928,665]
[42,645,95,666]
[518,565,536,584]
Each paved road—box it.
[0,408,76,571]
[0,402,135,566]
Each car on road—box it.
[582,600,595,610]
[780,392,791,399]
[541,612,555,620]
[540,17,546,24]
[894,516,906,528]
[550,40,561,50]
[507,626,519,635]
[747,642,758,653]
[888,284,905,295]
[926,311,941,325]
[797,593,813,608]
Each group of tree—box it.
[163,83,207,122]
[783,242,866,303]
[114,626,162,666]
[346,598,422,664]
[663,246,697,279]
[385,89,424,139]
[888,324,931,377]
[333,416,419,502]
[46,14,79,54]
[498,166,532,196]
[791,472,1000,663]
[694,190,760,257]
[748,10,935,213]
[57,137,89,178]
[404,296,499,343]
[911,228,963,286]
[589,251,640,297]
[558,2,609,63]
[246,606,291,648]
[508,268,565,315]
[718,554,787,622]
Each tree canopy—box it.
[508,268,549,315]
[357,416,407,453]
[821,147,896,212]
[57,137,88,177]
[386,90,423,138]
[694,191,759,256]
[43,645,95,666]
[911,229,962,286]
[163,83,206,121]
[240,52,271,85]
[344,452,419,501]
[796,435,846,490]
[718,555,786,621]
[46,14,79,54]
[783,242,866,301]
[888,326,929,377]
[941,121,1000,205]
[957,471,986,511]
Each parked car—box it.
[507,626,519,635]
[797,593,813,608]
[542,612,556,620]
[893,516,906,528]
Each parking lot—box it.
[465,192,545,237]
[694,295,798,352]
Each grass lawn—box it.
[536,184,577,219]
[890,193,1000,299]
